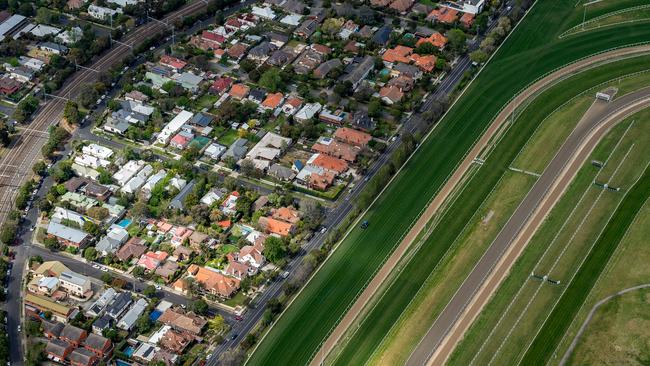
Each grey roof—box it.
[117,298,147,330]
[47,221,88,244]
[61,324,86,341]
[38,41,69,53]
[169,179,196,211]
[92,314,113,332]
[296,19,318,38]
[249,89,266,102]
[249,41,276,58]
[269,164,296,181]
[393,62,421,77]
[341,55,375,89]
[372,26,392,45]
[104,118,130,134]
[42,320,64,337]
[87,288,117,316]
[0,14,26,40]
[264,31,290,44]
[46,339,71,357]
[351,110,375,131]
[69,347,95,365]
[190,112,213,127]
[314,59,342,78]
[267,49,293,66]
[281,0,305,14]
[223,138,248,161]
[84,333,109,350]
[59,271,90,287]
[106,292,133,319]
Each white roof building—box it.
[280,14,302,26]
[52,207,90,227]
[204,143,226,160]
[19,56,45,71]
[82,144,114,159]
[56,26,83,45]
[29,24,61,38]
[87,5,122,20]
[252,6,277,19]
[122,164,152,194]
[106,0,140,6]
[157,110,193,145]
[294,102,322,123]
[117,298,148,331]
[113,160,145,186]
[74,154,110,170]
[141,169,167,199]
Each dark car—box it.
[360,220,369,229]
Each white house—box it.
[87,4,122,20]
[251,6,277,20]
[59,271,92,299]
[82,144,114,160]
[113,160,145,186]
[157,110,194,145]
[294,102,322,123]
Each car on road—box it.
[230,334,238,340]
[92,264,100,269]
[29,225,34,232]
[17,325,20,332]
[281,271,290,279]
[235,315,243,321]
[100,266,108,272]
[155,284,162,290]
[320,227,327,234]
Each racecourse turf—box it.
[520,165,650,366]
[247,1,650,365]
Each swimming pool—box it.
[123,346,135,358]
[117,219,132,228]
[115,359,131,366]
[150,309,162,322]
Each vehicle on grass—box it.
[360,220,369,229]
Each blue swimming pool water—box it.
[117,219,132,228]
[123,346,135,357]
[150,309,162,321]
[115,359,131,366]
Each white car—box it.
[17,325,20,332]
[155,284,162,290]
[100,267,109,272]
[92,264,100,269]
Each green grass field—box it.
[520,166,650,366]
[562,4,650,38]
[247,1,650,364]
[563,202,650,365]
[449,115,650,365]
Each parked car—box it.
[360,220,369,229]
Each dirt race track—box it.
[313,44,650,366]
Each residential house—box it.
[340,55,374,90]
[380,85,404,104]
[86,288,117,318]
[390,0,414,13]
[117,298,148,331]
[59,271,92,299]
[24,294,73,323]
[95,224,129,255]
[157,110,194,145]
[221,191,239,216]
[46,221,89,249]
[238,245,265,267]
[42,320,64,339]
[210,76,233,94]
[460,12,475,27]
[281,96,303,115]
[295,19,318,39]
[69,347,98,366]
[156,261,179,282]
[46,339,74,363]
[314,59,342,79]
[248,88,266,104]
[0,75,21,95]
[105,292,133,320]
[372,25,392,46]
[294,102,322,123]
[92,315,113,335]
[251,5,276,19]
[268,164,296,181]
[159,55,187,71]
[427,7,459,23]
[157,308,207,335]
[248,41,276,63]
[116,237,147,262]
[229,83,250,99]
[87,4,121,21]
[258,216,294,237]
[416,31,448,49]
[60,324,87,346]
[334,127,372,147]
[227,42,248,60]
[222,138,248,161]
[83,334,113,358]
[169,179,196,211]
[186,266,240,298]
[204,143,226,160]
[350,110,375,131]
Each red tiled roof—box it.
[334,127,372,147]
[160,55,187,70]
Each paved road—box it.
[407,87,650,366]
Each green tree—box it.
[264,236,287,263]
[83,247,98,261]
[143,285,157,297]
[447,29,467,53]
[258,68,284,92]
[191,299,209,315]
[470,50,489,64]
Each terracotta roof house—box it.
[334,127,372,147]
[227,43,249,60]
[116,237,147,262]
[210,76,233,94]
[158,308,207,335]
[239,245,265,267]
[411,54,437,72]
[60,324,88,346]
[389,0,414,13]
[281,96,303,115]
[388,74,416,92]
[69,347,98,366]
[308,171,336,191]
[261,92,284,110]
[380,85,404,104]
[258,216,295,237]
[427,7,459,24]
[460,12,475,27]
[0,76,21,95]
[416,32,448,49]
[229,83,250,99]
[382,45,413,64]
[191,266,240,298]
[312,153,349,174]
[272,206,301,224]
[83,333,113,358]
[159,328,194,354]
[160,55,187,71]
[313,139,360,162]
[225,261,252,279]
